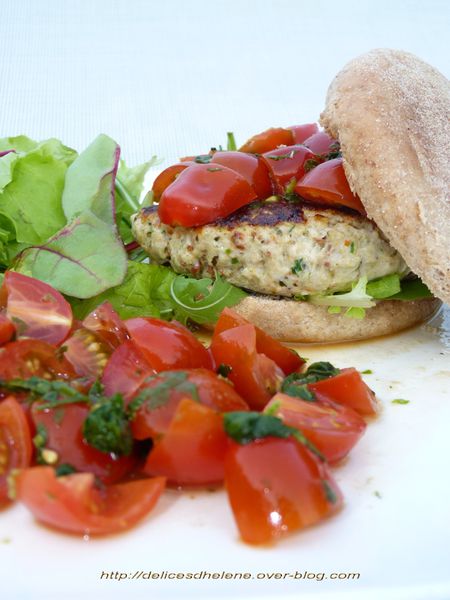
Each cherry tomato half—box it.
[152,162,193,201]
[158,163,257,227]
[224,436,342,545]
[143,398,227,486]
[210,323,284,410]
[0,339,76,380]
[0,396,33,505]
[295,158,365,214]
[214,308,304,375]
[126,317,213,373]
[82,301,130,350]
[309,368,377,416]
[1,272,72,345]
[265,392,366,463]
[239,127,294,154]
[63,328,111,379]
[261,145,320,194]
[288,123,319,144]
[0,314,15,346]
[131,368,249,440]
[302,131,337,155]
[15,467,166,535]
[210,151,273,199]
[31,402,135,485]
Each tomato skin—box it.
[0,339,76,380]
[158,163,257,227]
[302,131,337,155]
[239,127,294,154]
[15,467,166,535]
[288,123,319,144]
[210,151,273,199]
[309,368,377,416]
[2,272,72,345]
[0,314,15,345]
[214,308,304,375]
[261,144,321,194]
[295,158,365,214]
[131,368,249,440]
[265,393,366,463]
[101,340,156,401]
[210,324,284,410]
[152,162,193,201]
[126,317,213,373]
[224,436,342,545]
[143,398,227,486]
[31,402,135,485]
[82,302,130,350]
[0,396,33,505]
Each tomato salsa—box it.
[0,272,377,545]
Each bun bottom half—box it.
[232,296,441,343]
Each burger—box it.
[131,49,449,342]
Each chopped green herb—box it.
[350,241,355,254]
[284,178,297,195]
[206,167,222,172]
[361,369,373,375]
[373,490,382,499]
[231,257,239,265]
[291,258,306,274]
[83,394,133,456]
[266,150,296,161]
[0,377,89,409]
[55,463,77,477]
[217,364,232,378]
[391,398,410,405]
[303,158,320,172]
[322,480,339,504]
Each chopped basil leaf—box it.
[291,258,306,274]
[83,394,133,456]
[391,398,410,405]
[55,463,77,477]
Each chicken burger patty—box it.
[131,199,407,297]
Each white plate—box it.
[1,307,449,600]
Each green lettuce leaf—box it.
[0,135,39,154]
[0,152,19,193]
[308,276,376,309]
[366,273,401,299]
[389,278,433,301]
[72,261,247,325]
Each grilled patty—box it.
[131,200,407,297]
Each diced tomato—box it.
[210,151,273,199]
[101,340,156,401]
[63,328,111,379]
[224,436,342,545]
[309,368,377,416]
[0,339,76,380]
[265,393,366,463]
[0,396,33,505]
[288,123,319,144]
[15,466,166,535]
[126,317,213,372]
[0,314,15,345]
[31,402,135,485]
[131,368,248,440]
[239,127,294,154]
[143,397,227,486]
[261,144,321,194]
[152,162,193,201]
[82,302,130,350]
[295,158,365,214]
[1,272,72,345]
[214,308,304,375]
[158,163,257,227]
[210,324,283,410]
[302,131,337,155]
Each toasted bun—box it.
[233,295,440,343]
[320,49,450,304]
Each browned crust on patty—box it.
[320,49,450,304]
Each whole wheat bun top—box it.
[320,49,450,304]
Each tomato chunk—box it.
[0,314,15,346]
[158,163,257,227]
[131,368,248,440]
[295,158,365,214]
[302,131,337,155]
[261,145,320,194]
[0,397,33,505]
[214,308,304,375]
[0,339,76,380]
[224,436,342,545]
[2,272,72,345]
[15,467,166,535]
[265,393,366,463]
[102,340,156,400]
[126,317,213,372]
[31,402,135,485]
[63,328,111,379]
[211,151,273,199]
[143,398,227,486]
[288,123,319,144]
[210,323,283,410]
[239,127,294,154]
[309,368,377,416]
[152,162,193,201]
[82,301,130,350]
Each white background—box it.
[0,2,449,600]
